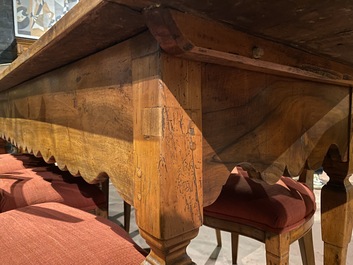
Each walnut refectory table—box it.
[1,1,353,264]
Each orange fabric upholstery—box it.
[204,168,316,234]
[0,154,49,173]
[0,154,106,212]
[0,202,146,264]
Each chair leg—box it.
[124,201,131,233]
[231,233,239,265]
[215,229,222,247]
[265,233,290,265]
[299,229,315,265]
[95,206,108,218]
[95,178,109,218]
[298,169,315,191]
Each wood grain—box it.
[1,2,353,264]
[112,0,353,67]
[201,64,350,204]
[132,50,203,264]
[0,0,146,91]
[144,7,353,87]
[0,32,157,205]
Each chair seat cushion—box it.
[0,154,48,173]
[0,202,146,264]
[204,167,316,234]
[0,168,63,211]
[0,154,106,212]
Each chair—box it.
[0,153,108,217]
[0,202,146,264]
[203,166,316,265]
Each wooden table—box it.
[1,1,353,264]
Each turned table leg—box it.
[140,228,199,265]
[133,52,203,264]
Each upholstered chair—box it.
[203,166,316,265]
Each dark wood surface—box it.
[111,0,353,66]
[3,0,353,91]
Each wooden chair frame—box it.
[205,215,315,265]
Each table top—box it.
[2,0,353,90]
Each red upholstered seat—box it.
[0,202,146,264]
[0,154,106,213]
[0,153,48,173]
[203,166,316,265]
[204,167,316,234]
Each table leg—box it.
[132,53,203,264]
[322,156,353,265]
[140,229,199,265]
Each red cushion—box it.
[0,202,146,264]
[0,154,106,212]
[0,154,48,173]
[0,168,63,211]
[204,167,316,234]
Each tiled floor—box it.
[108,173,353,264]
